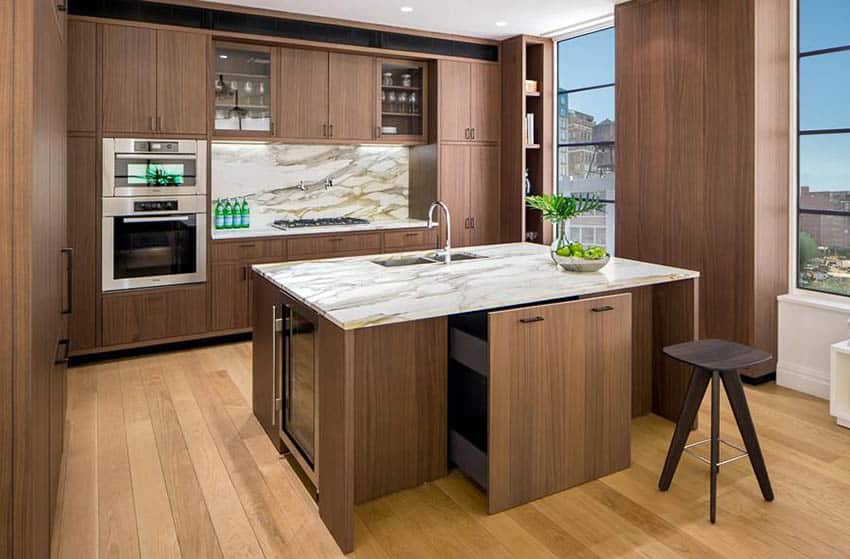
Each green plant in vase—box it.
[525,193,607,269]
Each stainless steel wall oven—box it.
[103,138,207,197]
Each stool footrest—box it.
[683,438,749,467]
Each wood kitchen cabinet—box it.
[67,20,97,132]
[213,42,276,136]
[279,48,375,140]
[251,271,285,453]
[210,262,251,331]
[439,143,500,247]
[438,60,500,143]
[101,284,207,346]
[102,24,207,135]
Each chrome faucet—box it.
[426,201,451,264]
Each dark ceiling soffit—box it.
[68,0,499,61]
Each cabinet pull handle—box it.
[404,232,418,237]
[271,305,278,426]
[238,243,256,248]
[519,316,544,324]
[150,116,156,131]
[591,305,614,313]
[242,265,248,281]
[56,2,67,11]
[55,339,70,365]
[376,126,382,138]
[323,123,328,137]
[270,121,276,135]
[470,217,476,229]
[464,128,469,139]
[157,116,163,131]
[471,127,476,140]
[329,124,334,137]
[61,247,73,315]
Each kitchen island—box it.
[252,242,700,553]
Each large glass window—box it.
[798,1,850,296]
[557,27,615,253]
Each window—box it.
[557,27,615,253]
[797,1,850,296]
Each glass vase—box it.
[550,221,570,264]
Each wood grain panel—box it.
[67,136,97,351]
[279,48,329,139]
[287,232,380,260]
[498,36,524,243]
[101,24,157,134]
[468,144,500,245]
[469,62,500,143]
[101,284,207,346]
[382,229,438,251]
[210,262,250,331]
[488,294,632,513]
[353,318,448,503]
[210,238,286,262]
[67,20,97,132]
[250,272,284,452]
[438,143,470,247]
[316,317,355,553]
[438,60,470,142]
[156,29,208,134]
[329,52,375,140]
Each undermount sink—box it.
[371,252,487,267]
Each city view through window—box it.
[557,27,615,253]
[798,0,850,296]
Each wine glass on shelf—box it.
[398,92,408,113]
[387,91,397,113]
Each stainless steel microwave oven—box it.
[102,138,207,198]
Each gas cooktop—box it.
[271,217,370,230]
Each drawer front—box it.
[383,229,437,251]
[487,293,632,513]
[210,239,287,262]
[102,284,207,346]
[288,233,381,260]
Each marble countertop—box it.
[253,242,700,330]
[210,217,430,240]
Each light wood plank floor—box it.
[53,341,850,558]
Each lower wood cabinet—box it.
[287,232,381,260]
[439,143,500,247]
[383,228,438,252]
[210,261,252,331]
[448,293,632,513]
[252,272,285,453]
[101,284,207,346]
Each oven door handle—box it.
[122,215,193,223]
[114,153,195,160]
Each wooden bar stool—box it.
[658,339,775,523]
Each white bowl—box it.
[551,252,610,272]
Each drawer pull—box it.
[405,233,419,237]
[591,305,614,313]
[238,243,256,249]
[329,238,343,242]
[519,316,544,324]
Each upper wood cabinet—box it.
[279,47,329,139]
[329,52,375,141]
[377,58,428,143]
[214,42,276,136]
[102,24,207,135]
[438,60,500,143]
[67,20,97,132]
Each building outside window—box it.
[797,0,850,296]
[557,27,615,253]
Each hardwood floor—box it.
[54,341,850,558]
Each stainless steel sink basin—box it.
[371,252,487,267]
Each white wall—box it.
[777,294,850,399]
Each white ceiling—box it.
[203,0,615,40]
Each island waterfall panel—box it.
[615,0,789,379]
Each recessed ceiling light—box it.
[219,54,228,59]
[495,21,508,27]
[400,6,414,13]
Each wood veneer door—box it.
[251,272,284,452]
[67,136,97,351]
[438,144,470,247]
[438,60,471,142]
[102,24,157,134]
[67,20,97,133]
[488,294,632,513]
[468,144,500,245]
[156,30,208,135]
[329,52,375,141]
[210,262,250,331]
[469,62,500,143]
[279,48,329,139]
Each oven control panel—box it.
[134,140,179,153]
[133,200,179,212]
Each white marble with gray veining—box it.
[212,143,410,226]
[210,217,430,240]
[254,243,700,330]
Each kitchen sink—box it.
[371,252,487,267]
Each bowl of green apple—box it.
[551,242,610,272]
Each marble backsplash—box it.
[211,143,410,222]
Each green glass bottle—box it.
[231,198,242,228]
[223,198,233,229]
[214,199,224,230]
[240,197,250,228]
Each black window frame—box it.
[797,2,850,297]
[556,26,616,206]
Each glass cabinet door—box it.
[213,43,274,135]
[378,59,427,141]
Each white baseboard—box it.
[776,361,830,399]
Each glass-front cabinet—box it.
[376,58,427,142]
[213,42,275,136]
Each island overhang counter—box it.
[251,242,700,553]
